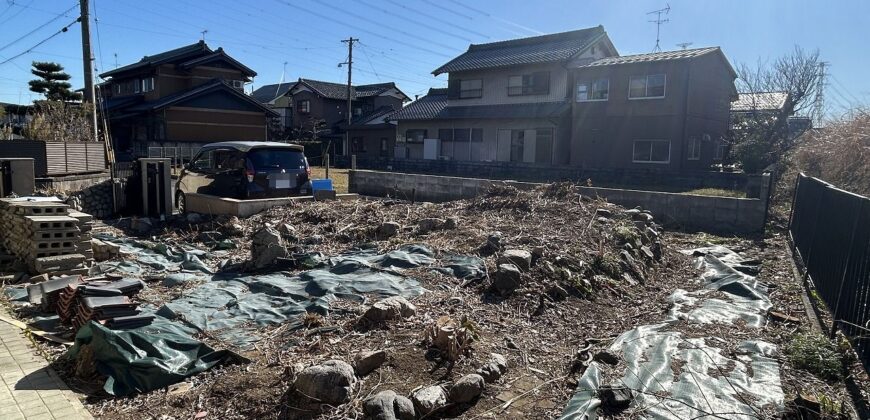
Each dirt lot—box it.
[310,166,349,193]
[3,183,866,419]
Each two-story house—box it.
[250,78,409,156]
[390,26,616,163]
[570,47,737,172]
[391,28,738,174]
[98,41,278,160]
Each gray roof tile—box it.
[581,46,720,67]
[390,88,568,121]
[390,88,447,120]
[731,91,789,112]
[251,82,294,103]
[432,26,604,75]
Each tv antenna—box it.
[676,42,692,50]
[200,29,208,42]
[648,4,670,52]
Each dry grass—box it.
[309,166,349,193]
[683,188,747,198]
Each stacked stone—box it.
[0,199,94,275]
[69,180,119,219]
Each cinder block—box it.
[33,254,86,273]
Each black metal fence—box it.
[789,173,870,369]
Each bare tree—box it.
[22,101,94,142]
[727,46,821,172]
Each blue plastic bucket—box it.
[311,179,334,191]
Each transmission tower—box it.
[813,62,827,127]
[648,4,670,52]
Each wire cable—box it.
[0,3,76,53]
[0,18,80,67]
[382,0,489,39]
[355,0,473,43]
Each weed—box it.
[613,224,642,248]
[592,252,621,278]
[785,331,844,381]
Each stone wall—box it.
[348,170,770,234]
[35,172,126,219]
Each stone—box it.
[303,234,324,245]
[597,217,610,224]
[417,218,444,233]
[28,273,49,283]
[645,226,659,240]
[547,284,569,300]
[499,249,532,271]
[595,208,612,218]
[411,385,447,417]
[250,227,288,269]
[376,221,401,239]
[768,310,801,324]
[130,217,152,233]
[476,353,508,383]
[639,246,655,261]
[186,212,203,223]
[632,212,654,223]
[443,216,458,230]
[294,360,356,405]
[491,264,522,295]
[600,386,632,411]
[363,296,417,323]
[34,254,85,273]
[353,350,387,376]
[479,232,503,255]
[448,374,485,404]
[363,390,415,420]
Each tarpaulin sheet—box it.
[66,315,243,396]
[560,246,784,419]
[92,233,218,275]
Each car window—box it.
[214,150,245,170]
[190,150,214,171]
[247,149,307,170]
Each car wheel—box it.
[176,191,186,214]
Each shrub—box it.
[785,331,844,381]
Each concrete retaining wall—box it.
[348,170,770,233]
[186,193,361,218]
[35,172,122,219]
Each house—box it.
[390,26,616,162]
[98,41,278,160]
[250,78,409,155]
[571,47,737,171]
[390,28,738,173]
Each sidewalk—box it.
[0,307,93,420]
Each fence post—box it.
[830,199,865,339]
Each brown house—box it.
[570,47,737,172]
[98,41,277,160]
[391,28,738,174]
[251,78,409,156]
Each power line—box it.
[0,17,80,67]
[422,0,473,21]
[357,43,381,81]
[92,0,106,74]
[0,3,77,53]
[0,0,34,25]
[382,0,489,39]
[356,0,472,43]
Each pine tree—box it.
[28,61,82,102]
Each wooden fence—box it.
[0,140,106,176]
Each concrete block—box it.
[33,254,85,273]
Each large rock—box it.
[417,218,445,234]
[491,264,522,295]
[363,390,415,420]
[362,297,417,323]
[354,350,387,376]
[250,226,288,269]
[499,249,532,271]
[448,374,485,403]
[294,360,356,405]
[376,222,401,239]
[477,353,508,383]
[411,385,447,417]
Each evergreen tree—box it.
[28,61,82,102]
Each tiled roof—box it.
[251,82,294,103]
[432,26,605,75]
[177,49,256,76]
[581,46,720,67]
[389,88,448,120]
[297,79,407,101]
[731,91,789,112]
[109,79,278,117]
[100,41,210,78]
[390,88,568,121]
[350,105,398,126]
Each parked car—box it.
[175,141,311,212]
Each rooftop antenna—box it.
[676,42,692,50]
[648,3,670,52]
[113,53,118,69]
[200,29,208,42]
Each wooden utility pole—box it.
[79,0,98,142]
[341,37,358,157]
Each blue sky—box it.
[0,0,867,117]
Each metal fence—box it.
[789,173,870,369]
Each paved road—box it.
[0,307,93,420]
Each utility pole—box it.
[79,0,98,142]
[647,4,670,52]
[813,61,827,128]
[340,37,358,157]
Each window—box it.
[471,128,483,142]
[510,130,525,162]
[405,129,427,143]
[213,150,245,170]
[438,129,453,143]
[141,77,155,93]
[508,71,550,96]
[380,138,389,157]
[190,150,214,171]
[231,80,244,89]
[298,100,310,113]
[632,140,671,164]
[351,137,366,153]
[113,83,121,95]
[714,136,727,160]
[133,79,141,94]
[459,79,482,98]
[576,79,609,101]
[629,74,666,99]
[454,128,470,142]
[688,137,700,160]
